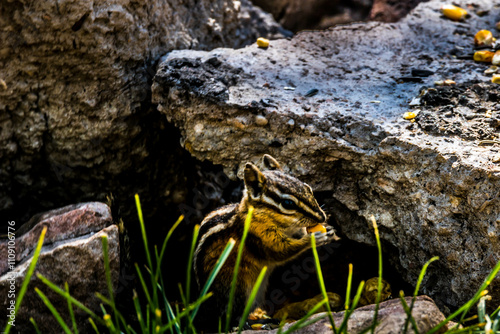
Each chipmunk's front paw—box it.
[312,231,329,245]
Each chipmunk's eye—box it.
[281,199,298,211]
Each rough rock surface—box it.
[0,204,119,332]
[0,0,287,225]
[251,0,373,31]
[242,296,448,334]
[153,0,500,311]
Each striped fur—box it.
[193,155,333,330]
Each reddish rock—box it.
[0,202,112,276]
[0,204,119,333]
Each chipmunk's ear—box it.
[262,154,282,171]
[244,162,267,199]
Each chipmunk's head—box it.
[243,155,326,235]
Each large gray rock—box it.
[0,0,287,224]
[0,203,119,333]
[242,296,448,334]
[152,0,500,311]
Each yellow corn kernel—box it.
[474,30,494,47]
[492,74,500,84]
[440,4,467,21]
[256,37,270,48]
[403,111,418,120]
[307,224,327,233]
[474,50,494,62]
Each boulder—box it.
[0,203,119,332]
[152,0,500,311]
[242,296,448,334]
[0,0,287,224]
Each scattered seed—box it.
[484,66,498,74]
[284,86,295,91]
[403,111,418,120]
[493,154,500,163]
[370,100,381,103]
[304,88,319,97]
[441,4,468,21]
[256,37,269,48]
[492,74,500,84]
[492,51,500,65]
[474,30,494,47]
[0,79,6,91]
[434,79,456,86]
[474,50,494,62]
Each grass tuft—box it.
[11,195,500,334]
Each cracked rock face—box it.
[0,0,287,223]
[153,0,500,311]
[0,202,119,332]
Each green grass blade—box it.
[190,238,236,321]
[338,280,365,333]
[492,309,500,331]
[159,293,213,332]
[135,194,160,309]
[186,224,200,306]
[4,226,47,334]
[132,290,148,334]
[402,256,438,333]
[237,266,268,334]
[101,234,120,333]
[413,256,439,297]
[226,206,254,333]
[345,263,353,310]
[156,215,184,283]
[135,194,153,271]
[103,313,117,332]
[135,263,153,306]
[65,282,79,334]
[370,216,382,334]
[282,300,328,334]
[37,273,105,326]
[311,234,337,334]
[399,291,419,334]
[30,317,41,334]
[95,292,131,334]
[35,287,73,334]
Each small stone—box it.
[255,115,268,126]
[287,119,295,126]
[409,97,421,106]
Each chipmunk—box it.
[193,154,337,330]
